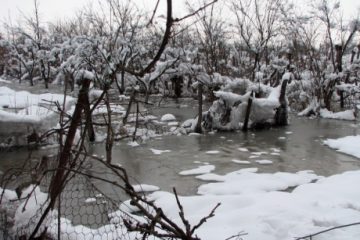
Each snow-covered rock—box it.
[161,113,176,122]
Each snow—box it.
[189,132,201,136]
[197,168,318,195]
[75,69,95,81]
[0,78,11,83]
[167,121,179,126]
[232,159,251,164]
[84,198,96,203]
[255,159,273,165]
[161,113,176,122]
[128,141,140,147]
[206,86,281,131]
[88,89,103,101]
[92,104,125,115]
[206,150,220,154]
[298,100,319,117]
[145,169,360,240]
[252,151,268,156]
[0,188,17,203]
[0,87,74,109]
[282,72,294,81]
[13,185,54,237]
[324,135,360,158]
[0,87,75,145]
[7,168,360,240]
[238,147,249,152]
[150,148,171,155]
[271,148,281,152]
[320,109,355,121]
[132,184,160,193]
[179,165,216,176]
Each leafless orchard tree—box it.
[186,0,229,75]
[230,0,284,81]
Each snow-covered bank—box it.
[149,170,360,240]
[0,87,75,146]
[3,168,360,240]
[324,135,360,158]
[320,109,356,121]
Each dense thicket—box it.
[0,0,359,113]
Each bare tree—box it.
[231,0,284,81]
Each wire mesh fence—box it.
[0,155,152,240]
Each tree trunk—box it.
[351,50,356,64]
[84,90,95,142]
[242,91,253,131]
[123,89,136,125]
[49,77,91,208]
[121,70,125,94]
[194,84,203,133]
[105,91,114,163]
[251,53,259,81]
[335,44,342,72]
[275,80,289,126]
[335,44,344,109]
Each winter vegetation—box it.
[1,0,360,239]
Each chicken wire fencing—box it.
[0,155,155,240]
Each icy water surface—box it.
[1,98,360,197]
[1,98,360,228]
[88,101,360,195]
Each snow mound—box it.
[197,169,319,195]
[204,87,281,131]
[161,113,176,122]
[0,87,75,146]
[132,184,160,193]
[320,109,355,121]
[148,170,360,240]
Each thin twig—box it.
[296,222,360,240]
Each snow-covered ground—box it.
[5,167,360,240]
[148,169,360,240]
[324,135,360,158]
[320,109,356,121]
[0,86,75,146]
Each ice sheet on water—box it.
[150,148,171,155]
[179,165,215,176]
